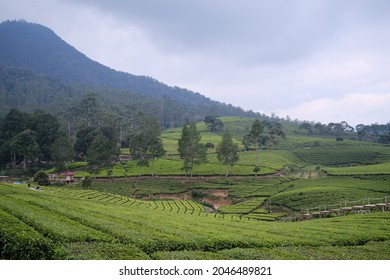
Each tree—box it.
[243,120,285,176]
[33,170,50,186]
[73,93,102,128]
[204,116,224,132]
[327,122,344,136]
[267,122,286,145]
[244,119,264,176]
[148,134,165,177]
[129,112,165,177]
[299,122,312,134]
[50,136,75,172]
[86,133,119,179]
[29,110,60,160]
[216,130,239,176]
[355,124,366,133]
[9,129,39,169]
[340,121,354,132]
[313,122,327,135]
[178,122,207,176]
[130,133,150,177]
[1,108,29,140]
[81,176,93,188]
[74,127,100,158]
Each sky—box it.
[1,0,390,126]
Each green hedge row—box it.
[0,209,57,259]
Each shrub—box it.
[205,142,215,149]
[33,171,50,186]
[81,176,93,188]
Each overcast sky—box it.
[1,0,390,126]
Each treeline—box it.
[356,123,390,143]
[0,103,166,177]
[0,108,61,174]
[298,121,390,143]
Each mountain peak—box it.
[0,20,104,84]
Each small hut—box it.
[60,171,75,183]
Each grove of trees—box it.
[0,101,165,180]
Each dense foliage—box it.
[0,109,60,172]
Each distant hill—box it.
[0,20,261,127]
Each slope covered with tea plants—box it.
[0,182,389,260]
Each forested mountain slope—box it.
[0,20,260,127]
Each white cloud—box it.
[277,93,390,126]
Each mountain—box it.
[0,20,261,127]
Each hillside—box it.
[1,116,390,260]
[1,182,389,260]
[0,20,260,126]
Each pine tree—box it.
[129,112,165,177]
[178,122,207,176]
[216,130,239,176]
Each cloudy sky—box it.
[1,0,390,126]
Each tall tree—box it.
[299,122,313,134]
[29,110,60,160]
[130,133,149,177]
[1,108,29,140]
[243,120,268,176]
[204,116,224,132]
[178,122,207,177]
[216,130,239,176]
[86,133,119,179]
[74,93,102,128]
[129,112,165,177]
[267,122,286,145]
[74,127,100,158]
[243,120,286,176]
[9,129,39,169]
[146,118,165,177]
[245,119,265,176]
[50,136,75,172]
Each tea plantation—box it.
[0,183,389,260]
[1,117,389,260]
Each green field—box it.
[1,116,390,260]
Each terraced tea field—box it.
[1,183,389,260]
[293,145,390,166]
[2,117,390,260]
